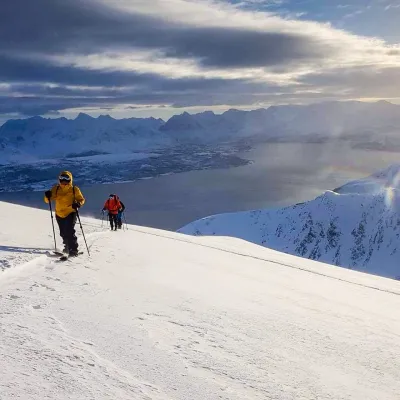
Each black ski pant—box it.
[108,213,118,230]
[56,212,78,252]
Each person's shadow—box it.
[0,245,49,255]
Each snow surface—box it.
[180,165,400,280]
[1,201,400,399]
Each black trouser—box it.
[108,213,118,229]
[56,212,78,252]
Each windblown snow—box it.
[1,201,399,399]
[180,165,400,280]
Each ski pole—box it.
[76,209,90,256]
[122,213,126,231]
[48,200,57,252]
[101,210,104,227]
[123,212,128,230]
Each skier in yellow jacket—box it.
[44,171,85,256]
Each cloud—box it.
[0,0,400,118]
[384,3,400,11]
[1,0,332,69]
[0,54,148,87]
[299,66,400,98]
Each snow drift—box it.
[1,201,400,399]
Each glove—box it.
[45,190,52,199]
[72,202,80,210]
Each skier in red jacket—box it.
[102,194,122,231]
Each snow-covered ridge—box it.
[179,164,400,280]
[162,100,400,131]
[159,100,400,144]
[0,113,168,163]
[1,201,400,399]
[2,100,400,163]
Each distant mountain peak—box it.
[198,110,216,116]
[98,114,114,120]
[28,116,45,121]
[223,108,242,114]
[377,99,391,105]
[75,112,94,121]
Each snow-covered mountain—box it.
[2,100,400,164]
[1,201,400,399]
[180,165,400,280]
[160,108,276,142]
[263,100,400,138]
[162,100,400,144]
[0,113,169,163]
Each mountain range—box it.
[0,113,167,163]
[179,164,400,280]
[1,100,400,164]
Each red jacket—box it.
[103,196,122,215]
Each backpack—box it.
[105,196,121,212]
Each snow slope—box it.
[180,165,400,280]
[1,201,400,399]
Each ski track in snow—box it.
[1,202,400,399]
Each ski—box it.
[46,250,65,257]
[58,251,84,262]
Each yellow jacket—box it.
[44,171,85,218]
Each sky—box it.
[1,0,400,122]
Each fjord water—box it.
[1,142,398,230]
